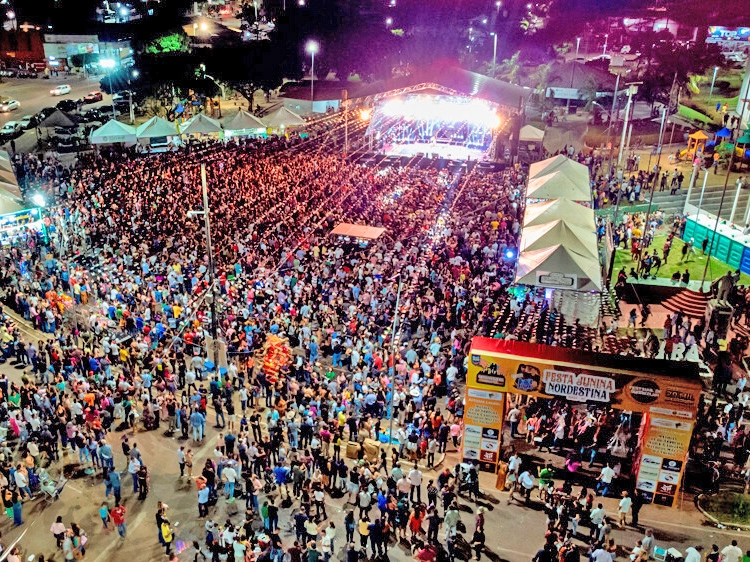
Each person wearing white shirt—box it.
[618,491,632,527]
[683,546,701,562]
[408,465,423,503]
[721,541,743,562]
[589,503,606,539]
[596,463,616,496]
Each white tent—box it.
[181,113,223,136]
[515,244,602,292]
[528,154,590,186]
[525,170,592,202]
[136,116,179,141]
[0,187,23,215]
[224,109,266,135]
[523,198,594,228]
[519,124,545,142]
[263,107,306,129]
[89,120,137,145]
[520,220,599,260]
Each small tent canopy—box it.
[515,244,603,292]
[181,113,223,135]
[525,170,592,202]
[715,127,732,138]
[523,198,594,228]
[224,109,266,132]
[738,132,750,145]
[330,223,385,240]
[528,154,590,185]
[689,130,709,140]
[263,107,306,129]
[0,188,24,215]
[519,125,545,142]
[38,109,76,129]
[136,116,179,140]
[89,120,137,145]
[520,220,598,260]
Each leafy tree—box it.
[145,32,191,55]
[498,51,523,84]
[531,62,553,101]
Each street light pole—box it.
[493,33,498,73]
[201,164,220,366]
[709,66,718,101]
[306,40,318,116]
[565,37,580,116]
[605,72,620,179]
[386,275,403,454]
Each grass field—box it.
[612,234,750,285]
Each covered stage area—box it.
[350,62,532,165]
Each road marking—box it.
[92,510,149,562]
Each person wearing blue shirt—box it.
[198,486,210,517]
[190,410,205,442]
[108,470,121,505]
[273,464,290,497]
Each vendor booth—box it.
[528,154,590,187]
[89,120,137,146]
[263,107,306,131]
[525,171,593,202]
[518,124,545,164]
[223,110,266,138]
[523,198,594,228]
[180,113,223,138]
[136,116,180,147]
[465,337,701,508]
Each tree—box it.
[498,51,523,84]
[145,32,191,55]
[531,62,553,102]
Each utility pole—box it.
[565,37,581,116]
[605,73,621,179]
[618,82,642,168]
[189,165,220,366]
[386,275,403,454]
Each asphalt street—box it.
[0,74,115,154]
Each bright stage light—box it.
[379,95,500,129]
[505,249,516,259]
[359,108,373,121]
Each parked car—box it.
[0,100,19,112]
[111,90,132,102]
[81,108,108,123]
[18,115,37,130]
[83,91,103,104]
[53,126,78,140]
[56,99,78,112]
[50,84,71,96]
[1,121,22,136]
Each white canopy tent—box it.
[520,220,599,260]
[181,113,223,136]
[515,244,603,292]
[519,124,545,142]
[528,154,590,186]
[136,116,179,143]
[89,120,137,145]
[224,110,266,136]
[263,107,306,129]
[526,170,592,202]
[0,189,24,215]
[523,198,594,228]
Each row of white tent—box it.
[515,154,603,292]
[90,106,307,146]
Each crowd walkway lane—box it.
[3,307,50,344]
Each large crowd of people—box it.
[0,126,745,562]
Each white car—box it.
[0,100,19,112]
[50,84,72,96]
[1,121,21,136]
[18,115,35,129]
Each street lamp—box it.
[565,37,580,115]
[490,32,498,78]
[709,66,719,101]
[306,40,318,115]
[385,17,392,26]
[100,58,117,117]
[603,33,608,56]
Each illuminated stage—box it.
[380,142,489,160]
[365,94,501,162]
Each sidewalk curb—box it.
[695,493,750,531]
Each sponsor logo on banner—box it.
[661,459,682,472]
[481,440,500,452]
[658,471,679,484]
[656,482,677,495]
[629,379,661,404]
[467,388,504,401]
[480,450,498,463]
[482,428,500,440]
[463,448,480,460]
[541,369,615,402]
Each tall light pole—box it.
[566,37,580,115]
[189,164,220,366]
[709,66,719,101]
[100,58,117,118]
[490,32,498,77]
[128,69,138,125]
[618,82,641,167]
[603,33,608,56]
[386,274,403,456]
[306,40,319,115]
